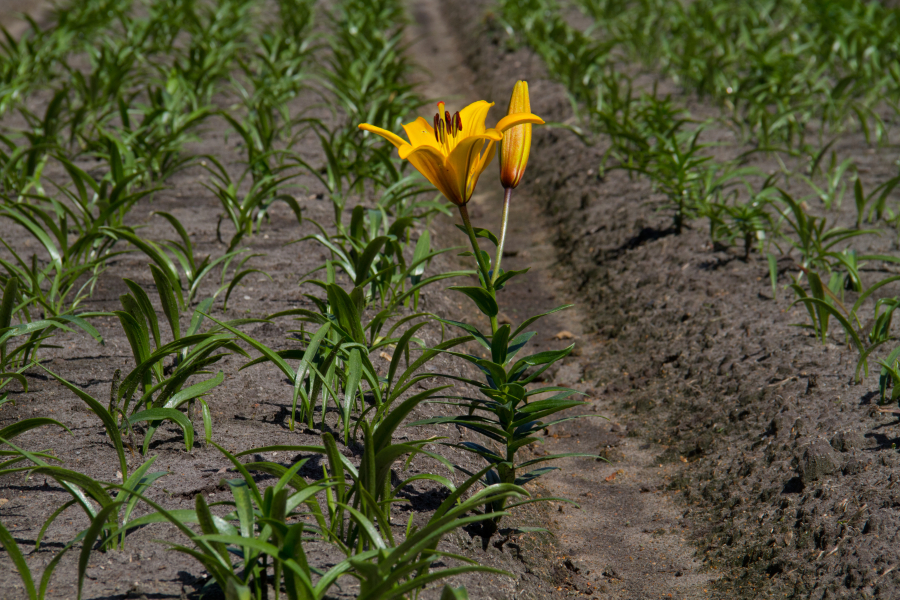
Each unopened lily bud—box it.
[499,80,533,189]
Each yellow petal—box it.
[458,100,494,139]
[403,144,465,206]
[402,117,441,151]
[468,140,498,200]
[495,112,544,132]
[508,81,531,115]
[475,132,501,172]
[448,133,499,204]
[358,123,409,150]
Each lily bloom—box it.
[358,100,544,206]
[499,81,534,189]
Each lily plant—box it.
[360,83,598,536]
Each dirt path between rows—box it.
[404,2,713,597]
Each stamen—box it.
[433,102,462,145]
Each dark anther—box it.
[434,105,462,142]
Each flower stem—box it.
[459,204,498,334]
[459,204,491,286]
[492,187,513,286]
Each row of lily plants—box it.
[0,0,594,598]
[496,0,900,404]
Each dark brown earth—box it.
[5,0,900,598]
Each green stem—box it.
[492,187,513,286]
[459,204,491,283]
[458,204,498,333]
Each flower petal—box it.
[402,144,465,205]
[458,100,494,139]
[402,117,441,151]
[467,140,498,200]
[448,133,499,204]
[495,112,545,132]
[358,123,410,150]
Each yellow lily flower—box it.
[499,81,533,189]
[358,100,544,206]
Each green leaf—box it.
[226,578,252,600]
[491,324,510,366]
[454,224,498,246]
[207,315,295,380]
[441,585,470,600]
[326,284,366,344]
[514,466,557,485]
[119,305,153,382]
[222,268,270,311]
[386,321,428,393]
[38,365,127,480]
[476,359,508,387]
[0,520,36,600]
[410,231,431,277]
[0,277,17,364]
[494,268,529,289]
[105,228,184,307]
[77,502,124,599]
[29,466,113,511]
[767,253,778,300]
[153,211,194,267]
[449,286,498,317]
[435,318,490,350]
[374,386,452,450]
[510,305,572,340]
[342,349,363,443]
[130,408,194,453]
[123,280,161,349]
[509,345,574,382]
[354,236,390,286]
[150,263,181,339]
[162,371,224,409]
[0,417,70,444]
